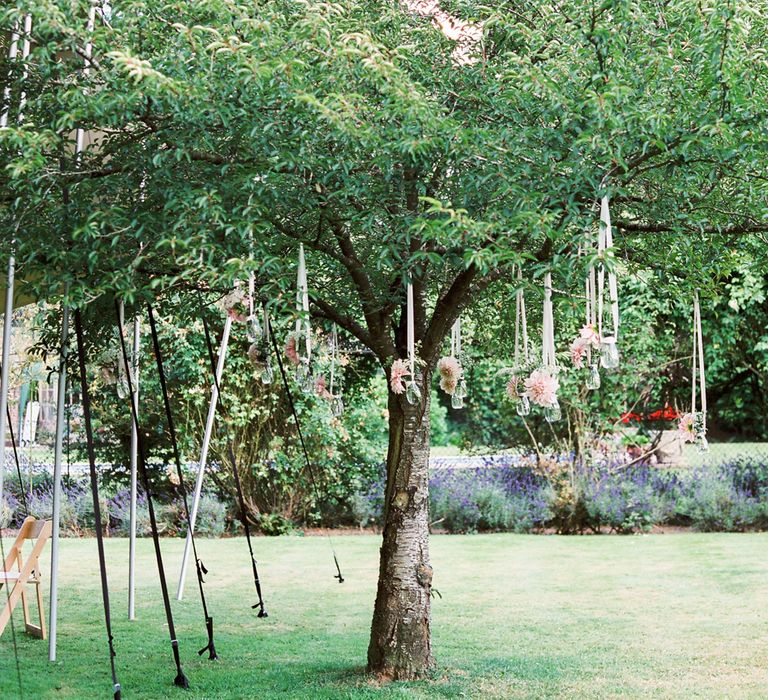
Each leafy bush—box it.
[159,494,229,538]
[257,512,297,536]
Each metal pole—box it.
[0,258,15,513]
[48,304,69,662]
[0,13,31,506]
[128,315,140,620]
[177,315,231,600]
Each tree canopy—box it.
[2,0,768,681]
[2,0,767,338]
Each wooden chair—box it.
[0,516,52,640]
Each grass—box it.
[2,532,768,699]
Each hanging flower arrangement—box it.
[685,290,708,451]
[437,318,467,408]
[314,374,332,400]
[503,266,532,415]
[216,288,249,322]
[390,358,411,395]
[570,323,601,369]
[437,355,461,395]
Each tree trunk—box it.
[367,371,435,680]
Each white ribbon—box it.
[598,196,620,340]
[75,6,97,155]
[542,272,556,369]
[514,266,529,368]
[692,290,707,431]
[0,22,20,129]
[329,324,338,394]
[407,279,415,375]
[262,303,270,343]
[296,243,311,360]
[450,317,461,357]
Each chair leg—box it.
[20,583,31,630]
[0,595,11,637]
[21,579,45,639]
[34,580,46,640]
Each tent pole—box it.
[48,304,69,662]
[0,12,31,509]
[177,315,231,600]
[0,257,15,505]
[128,315,140,620]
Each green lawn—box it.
[2,533,768,699]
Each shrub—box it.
[257,512,296,536]
[577,465,681,534]
[429,465,552,534]
[678,461,768,532]
[110,490,157,537]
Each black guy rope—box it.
[147,304,218,660]
[268,325,345,584]
[6,403,28,517]
[198,307,268,617]
[73,309,122,700]
[114,303,190,689]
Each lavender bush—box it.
[428,466,552,534]
[3,459,768,536]
[578,465,682,534]
[677,461,768,531]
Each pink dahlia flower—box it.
[285,334,300,366]
[505,376,520,400]
[678,412,696,443]
[524,369,559,408]
[579,323,601,347]
[437,355,461,382]
[570,337,590,369]
[390,359,410,394]
[440,376,458,395]
[314,374,332,400]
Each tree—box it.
[3,0,768,680]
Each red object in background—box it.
[618,405,680,423]
[647,405,681,421]
[620,412,642,424]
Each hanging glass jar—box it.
[515,394,531,417]
[295,359,309,386]
[586,363,601,390]
[301,365,315,394]
[116,374,130,400]
[451,378,467,409]
[544,397,562,423]
[116,354,130,399]
[331,395,344,417]
[405,380,421,406]
[246,314,262,344]
[261,361,274,385]
[599,336,620,369]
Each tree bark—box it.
[367,371,435,680]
